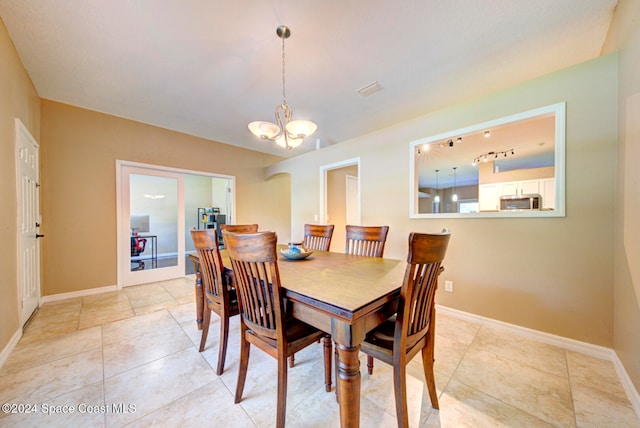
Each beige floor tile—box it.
[572,381,639,428]
[287,384,341,427]
[0,349,103,405]
[199,316,242,374]
[430,332,473,381]
[103,311,193,378]
[217,342,329,428]
[567,350,630,404]
[453,347,575,427]
[124,379,255,428]
[434,312,481,345]
[101,309,179,346]
[0,327,101,376]
[82,290,130,307]
[19,300,83,345]
[0,382,106,427]
[168,301,199,326]
[104,347,216,426]
[124,283,179,315]
[159,277,195,304]
[79,300,135,329]
[471,325,569,378]
[424,379,555,428]
[360,353,441,426]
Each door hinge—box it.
[35,182,40,188]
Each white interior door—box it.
[345,174,359,225]
[16,119,41,325]
[121,165,185,286]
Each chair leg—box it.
[421,346,439,409]
[234,328,251,404]
[322,336,332,392]
[198,307,211,352]
[276,355,289,428]
[334,343,339,402]
[367,355,374,375]
[288,354,295,368]
[393,364,410,428]
[216,312,230,375]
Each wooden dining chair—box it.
[360,230,451,428]
[222,230,332,428]
[303,224,335,251]
[345,225,389,257]
[286,224,335,369]
[218,223,301,367]
[219,223,259,233]
[343,225,391,375]
[190,229,239,375]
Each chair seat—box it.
[205,288,239,310]
[246,317,325,353]
[363,316,396,351]
[285,318,325,343]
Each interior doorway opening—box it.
[320,158,360,253]
[117,161,235,287]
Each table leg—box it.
[336,343,361,428]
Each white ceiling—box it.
[0,0,618,158]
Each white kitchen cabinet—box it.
[499,181,519,196]
[520,179,540,195]
[541,178,556,209]
[479,184,500,211]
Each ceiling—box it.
[0,0,618,158]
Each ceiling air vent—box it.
[356,81,384,97]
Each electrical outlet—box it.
[444,280,453,292]
[314,214,318,222]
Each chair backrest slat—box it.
[345,225,389,257]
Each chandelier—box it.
[248,26,317,150]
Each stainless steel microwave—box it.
[499,194,542,211]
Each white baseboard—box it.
[41,284,119,304]
[0,328,22,370]
[436,305,640,419]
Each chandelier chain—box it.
[281,33,286,105]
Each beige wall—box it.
[39,100,289,296]
[267,54,618,349]
[609,0,640,393]
[0,18,40,354]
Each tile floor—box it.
[0,276,638,427]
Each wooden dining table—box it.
[189,246,406,428]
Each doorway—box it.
[117,161,235,287]
[121,165,184,286]
[320,158,360,252]
[16,119,41,325]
